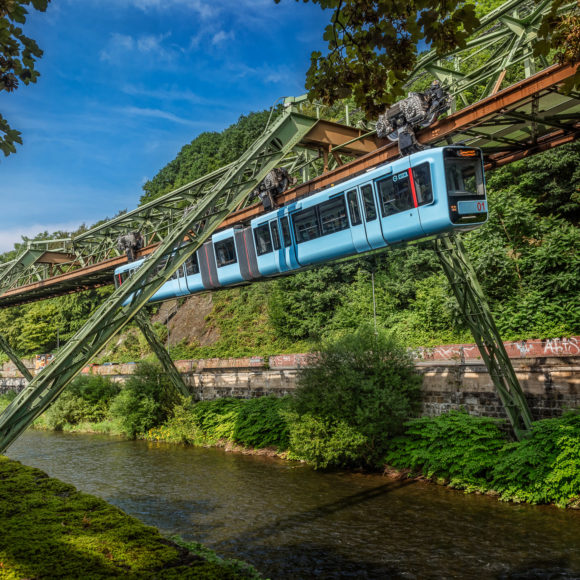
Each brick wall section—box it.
[2,338,579,419]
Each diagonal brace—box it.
[134,310,189,399]
[0,333,33,382]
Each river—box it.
[7,430,580,579]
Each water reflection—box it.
[7,430,580,579]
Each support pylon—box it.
[0,333,33,382]
[434,234,534,440]
[134,310,189,399]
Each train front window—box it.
[215,238,237,267]
[444,150,484,197]
[412,163,433,205]
[254,224,273,255]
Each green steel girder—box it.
[410,0,577,106]
[0,110,317,453]
[134,310,189,400]
[0,333,33,382]
[433,234,534,440]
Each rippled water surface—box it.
[7,430,580,579]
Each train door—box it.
[280,214,300,270]
[375,161,423,244]
[346,188,371,253]
[269,218,290,273]
[359,183,386,249]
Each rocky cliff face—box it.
[151,293,219,348]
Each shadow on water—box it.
[227,479,415,547]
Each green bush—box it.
[42,375,121,430]
[150,396,291,450]
[0,390,17,413]
[284,411,367,469]
[385,411,506,489]
[489,412,580,507]
[110,361,177,439]
[290,326,423,468]
[232,396,290,449]
[386,411,580,507]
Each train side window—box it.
[270,221,281,250]
[412,163,433,205]
[215,238,237,267]
[280,216,292,247]
[185,253,200,276]
[347,189,362,226]
[319,195,349,236]
[254,224,273,255]
[376,172,414,217]
[293,207,320,244]
[361,184,377,221]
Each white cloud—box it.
[211,30,235,46]
[0,222,87,253]
[117,106,203,127]
[100,32,176,64]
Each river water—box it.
[7,430,580,579]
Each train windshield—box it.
[444,149,484,197]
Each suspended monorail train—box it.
[114,146,487,302]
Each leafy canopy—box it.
[0,0,50,156]
[279,0,579,117]
[276,0,480,116]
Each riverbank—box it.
[2,386,579,510]
[0,455,262,579]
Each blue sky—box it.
[0,0,330,252]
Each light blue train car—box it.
[115,146,487,301]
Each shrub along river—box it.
[7,430,580,579]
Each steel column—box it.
[0,334,33,382]
[434,234,534,439]
[134,310,189,400]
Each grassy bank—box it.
[0,456,261,579]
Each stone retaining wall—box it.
[2,338,579,421]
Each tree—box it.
[276,0,480,117]
[0,0,50,156]
[278,0,579,117]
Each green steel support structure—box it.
[433,234,534,439]
[134,310,189,400]
[0,110,317,453]
[0,333,33,382]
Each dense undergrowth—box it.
[0,456,262,579]
[2,326,578,509]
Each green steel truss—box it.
[134,310,189,400]
[410,0,577,108]
[0,126,322,296]
[0,110,317,453]
[433,234,534,439]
